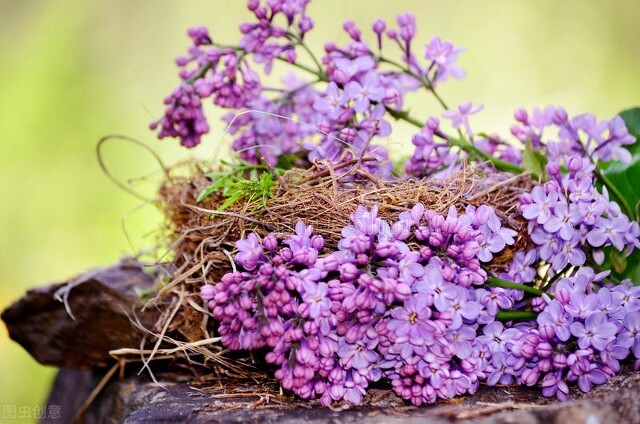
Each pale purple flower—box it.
[301,281,331,318]
[507,250,538,283]
[337,338,379,370]
[541,372,570,401]
[565,293,599,320]
[530,229,562,263]
[423,36,465,83]
[537,300,572,341]
[543,203,579,241]
[441,286,482,329]
[477,287,513,316]
[442,102,483,137]
[587,215,629,251]
[570,312,617,351]
[478,322,518,354]
[387,295,434,346]
[596,287,623,319]
[521,186,559,225]
[577,367,608,393]
[618,311,640,358]
[313,82,348,119]
[487,352,516,386]
[345,72,386,113]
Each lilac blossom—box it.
[569,312,617,351]
[442,102,483,138]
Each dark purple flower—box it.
[541,372,569,401]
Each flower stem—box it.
[186,62,213,85]
[377,56,449,111]
[486,276,550,298]
[275,57,329,82]
[495,310,538,321]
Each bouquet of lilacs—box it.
[153,0,640,407]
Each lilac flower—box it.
[520,186,558,225]
[337,338,379,370]
[576,366,609,393]
[235,233,263,270]
[565,293,599,320]
[345,72,386,113]
[476,287,512,316]
[551,237,586,270]
[618,311,640,357]
[423,36,465,83]
[541,372,570,401]
[478,322,518,354]
[537,300,572,341]
[569,312,617,351]
[442,102,483,137]
[543,203,579,241]
[438,286,482,329]
[587,216,629,250]
[301,281,331,318]
[506,250,538,284]
[487,352,516,386]
[313,82,348,120]
[387,295,434,346]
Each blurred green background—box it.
[1,0,638,421]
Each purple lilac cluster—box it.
[202,204,524,406]
[485,269,640,399]
[510,106,636,165]
[202,205,640,406]
[152,0,468,178]
[518,155,640,273]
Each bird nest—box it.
[139,162,536,377]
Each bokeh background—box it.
[1,0,638,421]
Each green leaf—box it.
[599,108,640,221]
[619,107,640,154]
[596,246,640,285]
[601,153,640,220]
[610,249,628,274]
[521,140,548,179]
[197,182,223,202]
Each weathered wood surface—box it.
[1,260,159,369]
[41,368,640,423]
